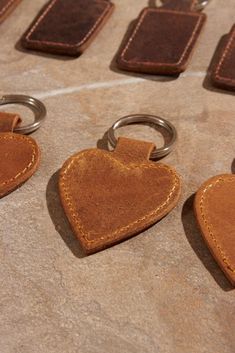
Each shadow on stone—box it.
[182,194,233,291]
[46,170,85,258]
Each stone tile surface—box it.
[0,1,235,352]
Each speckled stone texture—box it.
[0,1,234,352]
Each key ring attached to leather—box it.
[0,94,46,134]
[108,114,177,159]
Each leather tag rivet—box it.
[194,174,235,286]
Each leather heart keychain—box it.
[59,114,181,254]
[194,173,235,286]
[116,0,209,75]
[0,95,46,198]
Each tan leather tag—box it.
[194,175,235,286]
[0,111,21,132]
[0,133,40,198]
[59,137,181,254]
[211,25,235,91]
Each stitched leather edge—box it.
[59,149,181,245]
[0,0,19,16]
[197,176,235,273]
[0,134,38,187]
[25,0,113,48]
[120,8,205,67]
[214,26,235,84]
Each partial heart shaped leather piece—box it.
[0,133,40,198]
[194,174,235,286]
[59,137,181,254]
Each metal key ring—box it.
[0,94,46,134]
[108,114,177,159]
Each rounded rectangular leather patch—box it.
[117,7,206,75]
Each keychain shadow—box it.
[46,170,85,258]
[203,34,235,97]
[231,159,235,174]
[109,18,179,83]
[182,194,233,291]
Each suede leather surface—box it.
[211,25,235,91]
[59,137,181,254]
[0,114,40,198]
[21,0,114,56]
[194,174,235,286]
[116,4,206,75]
[0,0,21,24]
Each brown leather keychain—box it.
[0,0,22,24]
[116,0,209,75]
[59,114,181,254]
[0,95,46,198]
[21,0,114,56]
[194,174,235,286]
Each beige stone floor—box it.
[0,0,235,352]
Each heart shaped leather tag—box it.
[194,174,235,286]
[0,132,40,198]
[59,137,181,254]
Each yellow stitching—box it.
[60,150,180,244]
[214,26,235,83]
[0,0,18,16]
[26,0,112,48]
[120,8,204,66]
[0,134,37,187]
[199,177,235,273]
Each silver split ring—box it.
[108,114,177,159]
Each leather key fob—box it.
[59,137,181,254]
[116,0,206,75]
[211,25,235,91]
[0,112,40,198]
[21,0,114,56]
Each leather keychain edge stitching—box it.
[198,177,235,273]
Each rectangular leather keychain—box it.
[211,25,235,91]
[21,0,114,56]
[0,0,21,24]
[116,0,208,75]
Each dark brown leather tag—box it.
[21,0,114,56]
[0,0,21,24]
[194,175,235,286]
[116,5,206,75]
[211,25,235,91]
[59,137,181,254]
